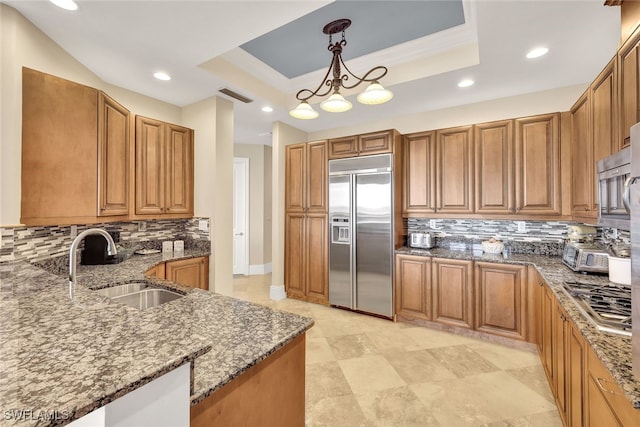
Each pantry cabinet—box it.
[394,254,431,320]
[284,141,329,305]
[135,116,194,217]
[21,67,130,226]
[431,258,473,329]
[474,262,527,341]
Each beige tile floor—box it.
[233,274,562,427]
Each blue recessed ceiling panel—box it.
[240,0,465,79]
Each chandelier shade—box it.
[289,18,393,119]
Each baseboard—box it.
[269,285,286,301]
[249,263,272,275]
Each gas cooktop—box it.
[561,281,631,336]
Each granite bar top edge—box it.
[395,246,640,409]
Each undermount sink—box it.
[95,282,184,310]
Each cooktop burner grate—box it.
[561,281,632,335]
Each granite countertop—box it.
[0,250,314,426]
[396,246,640,409]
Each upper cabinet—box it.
[474,120,513,214]
[21,68,130,226]
[135,116,194,218]
[515,113,562,216]
[403,131,436,214]
[618,28,640,149]
[285,141,328,213]
[436,126,474,214]
[328,129,396,159]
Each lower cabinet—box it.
[145,256,209,290]
[395,255,431,320]
[567,322,586,427]
[432,258,473,329]
[474,262,527,340]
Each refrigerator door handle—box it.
[623,176,638,213]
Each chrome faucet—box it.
[68,228,117,300]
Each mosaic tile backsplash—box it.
[0,218,211,264]
[406,218,628,256]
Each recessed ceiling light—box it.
[457,79,474,88]
[261,106,273,113]
[50,0,78,11]
[153,72,171,81]
[526,47,549,59]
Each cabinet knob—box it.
[584,207,589,212]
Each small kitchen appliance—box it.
[562,242,609,273]
[409,232,434,249]
[597,145,631,230]
[80,232,122,265]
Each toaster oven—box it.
[562,242,609,273]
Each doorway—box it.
[233,158,249,275]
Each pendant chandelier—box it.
[289,18,393,120]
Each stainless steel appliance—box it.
[409,232,434,249]
[560,281,631,336]
[329,154,394,318]
[630,123,640,378]
[562,242,609,274]
[597,145,631,230]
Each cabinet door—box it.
[474,262,526,340]
[358,131,392,156]
[432,258,473,329]
[570,93,593,217]
[285,213,306,300]
[514,113,561,215]
[97,91,130,217]
[21,68,98,225]
[540,285,555,385]
[135,116,165,215]
[285,143,306,212]
[474,120,514,214]
[618,32,640,149]
[306,141,328,213]
[554,303,569,425]
[165,256,208,290]
[328,136,358,159]
[394,255,431,320]
[403,132,436,214]
[165,124,193,215]
[567,322,585,427]
[305,214,328,304]
[436,126,474,213]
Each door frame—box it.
[233,157,250,275]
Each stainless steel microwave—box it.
[597,147,631,230]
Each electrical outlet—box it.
[516,221,526,233]
[198,219,209,232]
[70,225,78,238]
[429,219,437,229]
[138,221,147,232]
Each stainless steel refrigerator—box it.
[630,123,640,378]
[328,154,393,318]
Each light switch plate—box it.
[429,219,437,229]
[516,221,526,233]
[70,225,78,238]
[198,219,209,232]
[138,221,147,232]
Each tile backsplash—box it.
[0,218,210,264]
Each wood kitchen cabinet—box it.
[566,321,586,427]
[284,141,329,304]
[436,125,474,214]
[431,258,473,329]
[327,129,398,159]
[395,254,432,320]
[570,91,593,218]
[514,113,562,216]
[474,262,527,341]
[474,120,514,214]
[618,27,640,150]
[539,283,555,385]
[403,132,436,214]
[165,256,209,290]
[21,68,131,226]
[135,116,194,217]
[553,301,570,426]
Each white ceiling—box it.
[2,0,622,145]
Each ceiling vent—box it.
[218,88,253,103]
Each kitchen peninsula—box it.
[0,249,313,427]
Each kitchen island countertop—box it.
[0,250,313,426]
[396,246,640,409]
